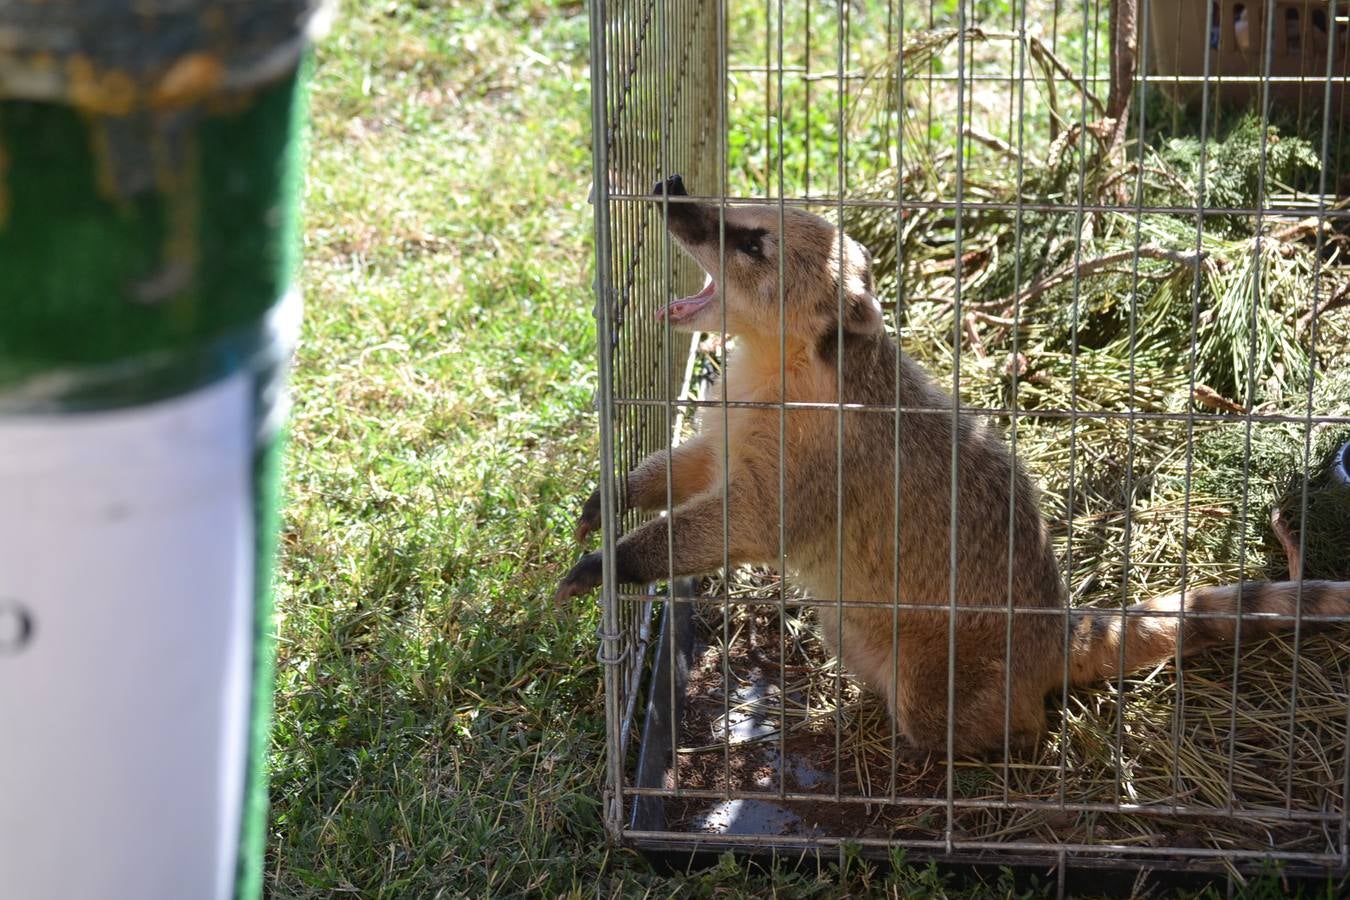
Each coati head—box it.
[652,175,883,346]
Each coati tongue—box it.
[655,276,716,322]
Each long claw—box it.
[554,551,603,606]
[573,489,602,545]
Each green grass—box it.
[267,2,1340,896]
[270,1,611,894]
[272,3,1009,894]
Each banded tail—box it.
[1068,580,1350,685]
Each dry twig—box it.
[1002,245,1208,314]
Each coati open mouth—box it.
[656,274,716,324]
[652,173,724,330]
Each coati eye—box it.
[739,237,762,257]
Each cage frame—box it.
[585,0,1350,891]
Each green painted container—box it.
[0,3,330,897]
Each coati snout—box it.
[651,175,883,345]
[559,179,1350,758]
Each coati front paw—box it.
[554,550,603,603]
[574,488,602,544]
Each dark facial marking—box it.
[735,227,767,259]
[720,224,768,261]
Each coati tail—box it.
[1068,580,1350,685]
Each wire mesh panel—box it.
[588,0,722,804]
[586,0,1350,887]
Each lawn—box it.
[268,1,610,894]
[265,2,1332,896]
[269,2,987,895]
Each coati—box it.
[556,173,1350,756]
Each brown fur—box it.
[557,176,1350,756]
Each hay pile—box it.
[675,580,1350,859]
[673,29,1350,866]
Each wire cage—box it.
[585,0,1350,889]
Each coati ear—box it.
[844,290,884,334]
[843,239,883,335]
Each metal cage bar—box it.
[591,0,1350,886]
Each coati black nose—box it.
[653,173,704,239]
[654,174,687,197]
